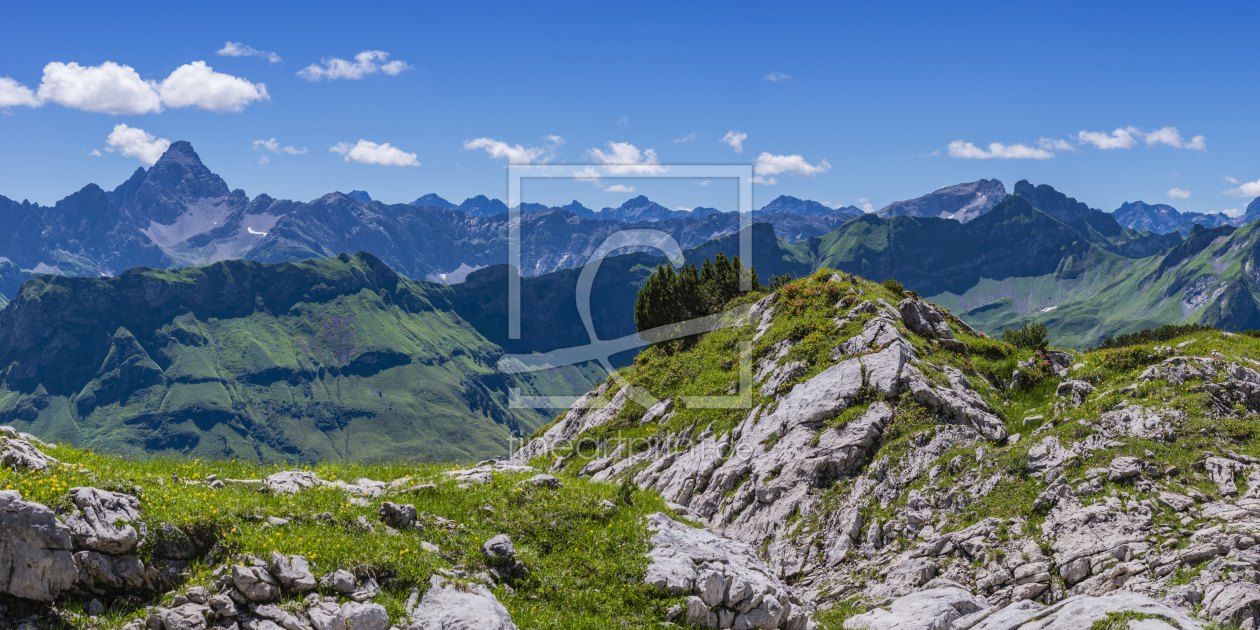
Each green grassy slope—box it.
[990,222,1260,347]
[0,252,599,463]
[0,447,681,629]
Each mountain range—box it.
[1112,199,1248,236]
[6,140,1260,353]
[0,142,865,295]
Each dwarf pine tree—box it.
[633,252,760,332]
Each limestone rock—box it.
[270,552,317,593]
[341,601,389,630]
[0,490,78,601]
[406,574,519,629]
[62,487,144,554]
[962,590,1202,629]
[1107,457,1142,482]
[642,513,808,629]
[0,436,59,471]
[230,565,279,602]
[844,586,988,629]
[897,298,953,340]
[1055,380,1095,407]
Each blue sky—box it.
[2,0,1258,216]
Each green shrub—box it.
[882,277,905,296]
[1001,322,1049,350]
[1097,323,1214,350]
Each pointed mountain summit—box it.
[757,195,861,218]
[877,179,1007,223]
[121,141,239,226]
[1113,201,1182,234]
[1013,180,1124,240]
[458,195,509,217]
[559,200,596,219]
[410,193,456,209]
[345,190,372,203]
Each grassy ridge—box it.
[0,253,604,463]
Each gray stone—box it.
[0,490,78,601]
[1107,457,1142,482]
[844,587,988,629]
[1204,582,1260,629]
[642,513,800,629]
[62,486,144,554]
[321,569,357,594]
[1158,492,1195,512]
[517,474,562,490]
[74,549,148,591]
[761,361,807,397]
[341,602,389,630]
[1205,457,1248,496]
[159,604,211,630]
[897,298,953,340]
[307,602,345,630]
[0,436,58,471]
[406,574,519,629]
[230,565,279,602]
[1055,380,1096,407]
[379,502,417,530]
[270,552,317,593]
[208,594,238,619]
[482,534,515,566]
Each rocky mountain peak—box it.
[411,193,456,209]
[876,179,1007,223]
[140,141,230,200]
[345,190,372,203]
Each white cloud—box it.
[0,77,38,108]
[764,72,791,82]
[330,140,420,166]
[159,61,268,113]
[946,140,1053,160]
[253,138,306,155]
[604,184,635,193]
[297,50,412,81]
[573,166,601,182]
[1076,127,1138,150]
[695,180,711,186]
[1167,187,1191,199]
[216,42,281,63]
[673,132,697,144]
[586,141,665,175]
[463,136,561,164]
[720,130,748,154]
[89,149,102,157]
[615,116,629,126]
[1220,208,1244,217]
[37,61,162,115]
[105,124,170,165]
[1143,126,1206,151]
[258,156,269,165]
[676,207,692,212]
[1225,178,1260,198]
[753,152,831,180]
[1038,137,1075,152]
[858,197,875,213]
[1076,126,1205,151]
[1225,176,1240,184]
